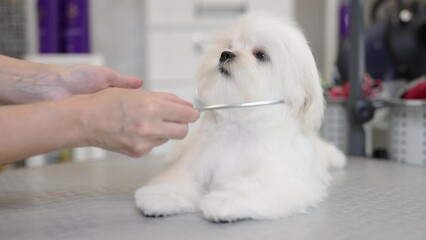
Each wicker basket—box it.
[388,100,426,166]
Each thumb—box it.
[109,71,144,89]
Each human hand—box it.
[73,88,200,157]
[13,64,143,103]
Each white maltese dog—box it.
[135,12,346,222]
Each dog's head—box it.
[196,12,324,130]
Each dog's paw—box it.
[135,186,197,217]
[200,192,249,223]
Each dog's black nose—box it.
[220,51,236,63]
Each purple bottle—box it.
[38,0,63,53]
[339,2,350,40]
[63,0,91,53]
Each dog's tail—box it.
[315,136,346,168]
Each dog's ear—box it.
[300,71,325,130]
[280,63,324,131]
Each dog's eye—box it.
[254,50,269,62]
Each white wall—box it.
[90,0,146,78]
[296,0,339,83]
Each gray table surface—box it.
[0,156,425,240]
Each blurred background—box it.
[0,0,425,169]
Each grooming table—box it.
[0,156,425,240]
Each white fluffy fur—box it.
[135,12,346,222]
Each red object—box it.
[328,85,347,98]
[328,74,383,99]
[402,80,426,99]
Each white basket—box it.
[320,99,348,153]
[389,100,426,166]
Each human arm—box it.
[0,88,200,164]
[0,54,143,104]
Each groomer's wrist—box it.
[59,94,92,149]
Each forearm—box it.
[0,96,85,164]
[0,54,63,104]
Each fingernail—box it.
[184,101,193,107]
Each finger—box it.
[143,138,169,150]
[115,74,144,88]
[107,69,144,89]
[161,102,200,123]
[156,92,193,107]
[158,122,190,140]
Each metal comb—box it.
[196,99,285,111]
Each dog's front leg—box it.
[200,171,327,222]
[135,167,201,217]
